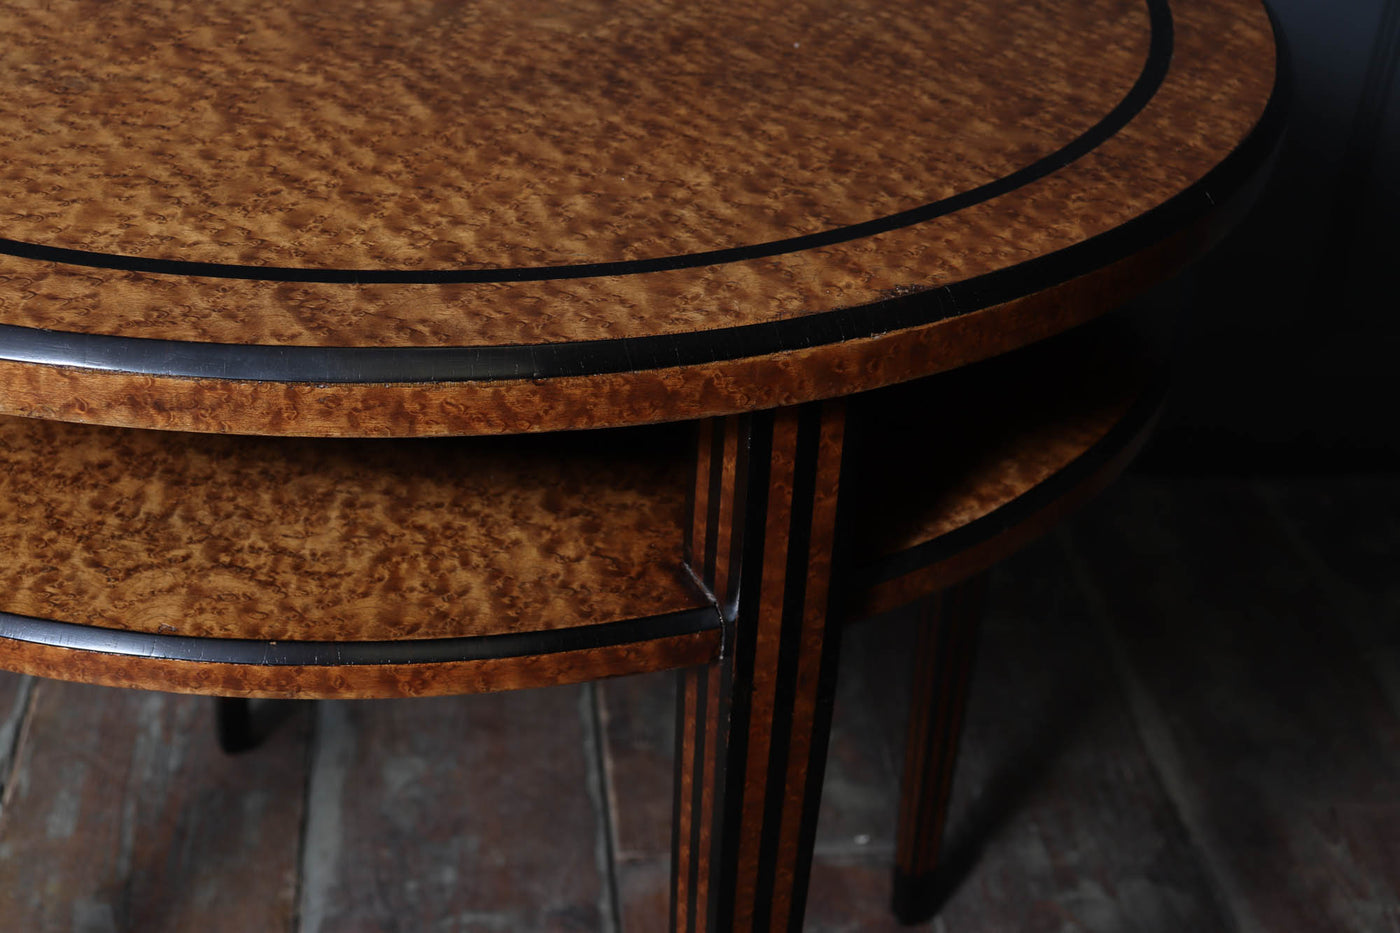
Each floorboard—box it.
[1256,477,1400,719]
[599,534,1230,931]
[927,543,1232,933]
[0,682,309,933]
[1,477,1398,931]
[1063,477,1400,933]
[0,672,33,794]
[296,687,613,933]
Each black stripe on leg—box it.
[753,403,823,922]
[703,419,725,591]
[687,669,709,933]
[784,406,853,930]
[672,670,693,932]
[713,410,773,928]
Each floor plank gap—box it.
[295,700,350,933]
[1057,528,1258,933]
[290,699,321,933]
[1253,482,1400,723]
[0,675,36,811]
[584,683,624,933]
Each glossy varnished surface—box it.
[841,319,1160,616]
[0,419,701,641]
[0,0,1280,434]
[0,0,1146,273]
[6,479,1397,929]
[0,319,1157,696]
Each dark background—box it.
[1141,0,1399,473]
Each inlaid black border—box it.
[854,369,1169,589]
[0,604,719,667]
[0,0,1172,285]
[0,0,1297,388]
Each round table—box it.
[0,0,1281,927]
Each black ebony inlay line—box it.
[713,408,775,929]
[704,419,725,594]
[683,423,702,570]
[670,669,690,932]
[789,405,856,929]
[0,605,718,667]
[0,0,1284,390]
[0,0,1170,286]
[686,668,709,933]
[858,372,1168,588]
[722,414,758,620]
[922,597,961,866]
[783,639,841,929]
[754,403,823,921]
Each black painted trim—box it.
[686,668,709,933]
[890,583,983,924]
[0,605,718,667]
[891,868,941,926]
[855,372,1168,589]
[0,0,1170,286]
[0,0,1306,390]
[712,409,772,929]
[753,403,823,919]
[704,419,725,593]
[788,401,856,929]
[214,696,258,755]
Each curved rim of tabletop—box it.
[848,372,1166,619]
[0,0,1214,290]
[0,370,1160,699]
[0,0,1286,436]
[0,604,724,699]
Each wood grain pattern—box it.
[14,482,1393,930]
[673,402,847,932]
[0,0,1145,273]
[0,417,700,641]
[0,205,1250,439]
[0,671,31,790]
[0,0,1280,434]
[849,420,1152,621]
[848,327,1152,559]
[0,317,1162,698]
[0,627,719,700]
[296,689,611,932]
[1062,480,1400,933]
[604,531,1253,930]
[816,549,1236,931]
[845,316,1162,618]
[892,581,985,924]
[0,680,309,932]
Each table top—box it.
[0,0,1280,436]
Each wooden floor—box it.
[1,475,1397,932]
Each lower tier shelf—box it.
[0,316,1161,697]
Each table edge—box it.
[0,6,1284,387]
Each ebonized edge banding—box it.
[0,605,719,668]
[853,371,1168,592]
[0,0,1287,387]
[0,0,1172,285]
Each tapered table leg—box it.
[672,401,847,933]
[891,578,985,924]
[213,696,302,755]
[214,696,258,755]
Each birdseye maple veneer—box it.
[0,0,1280,928]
